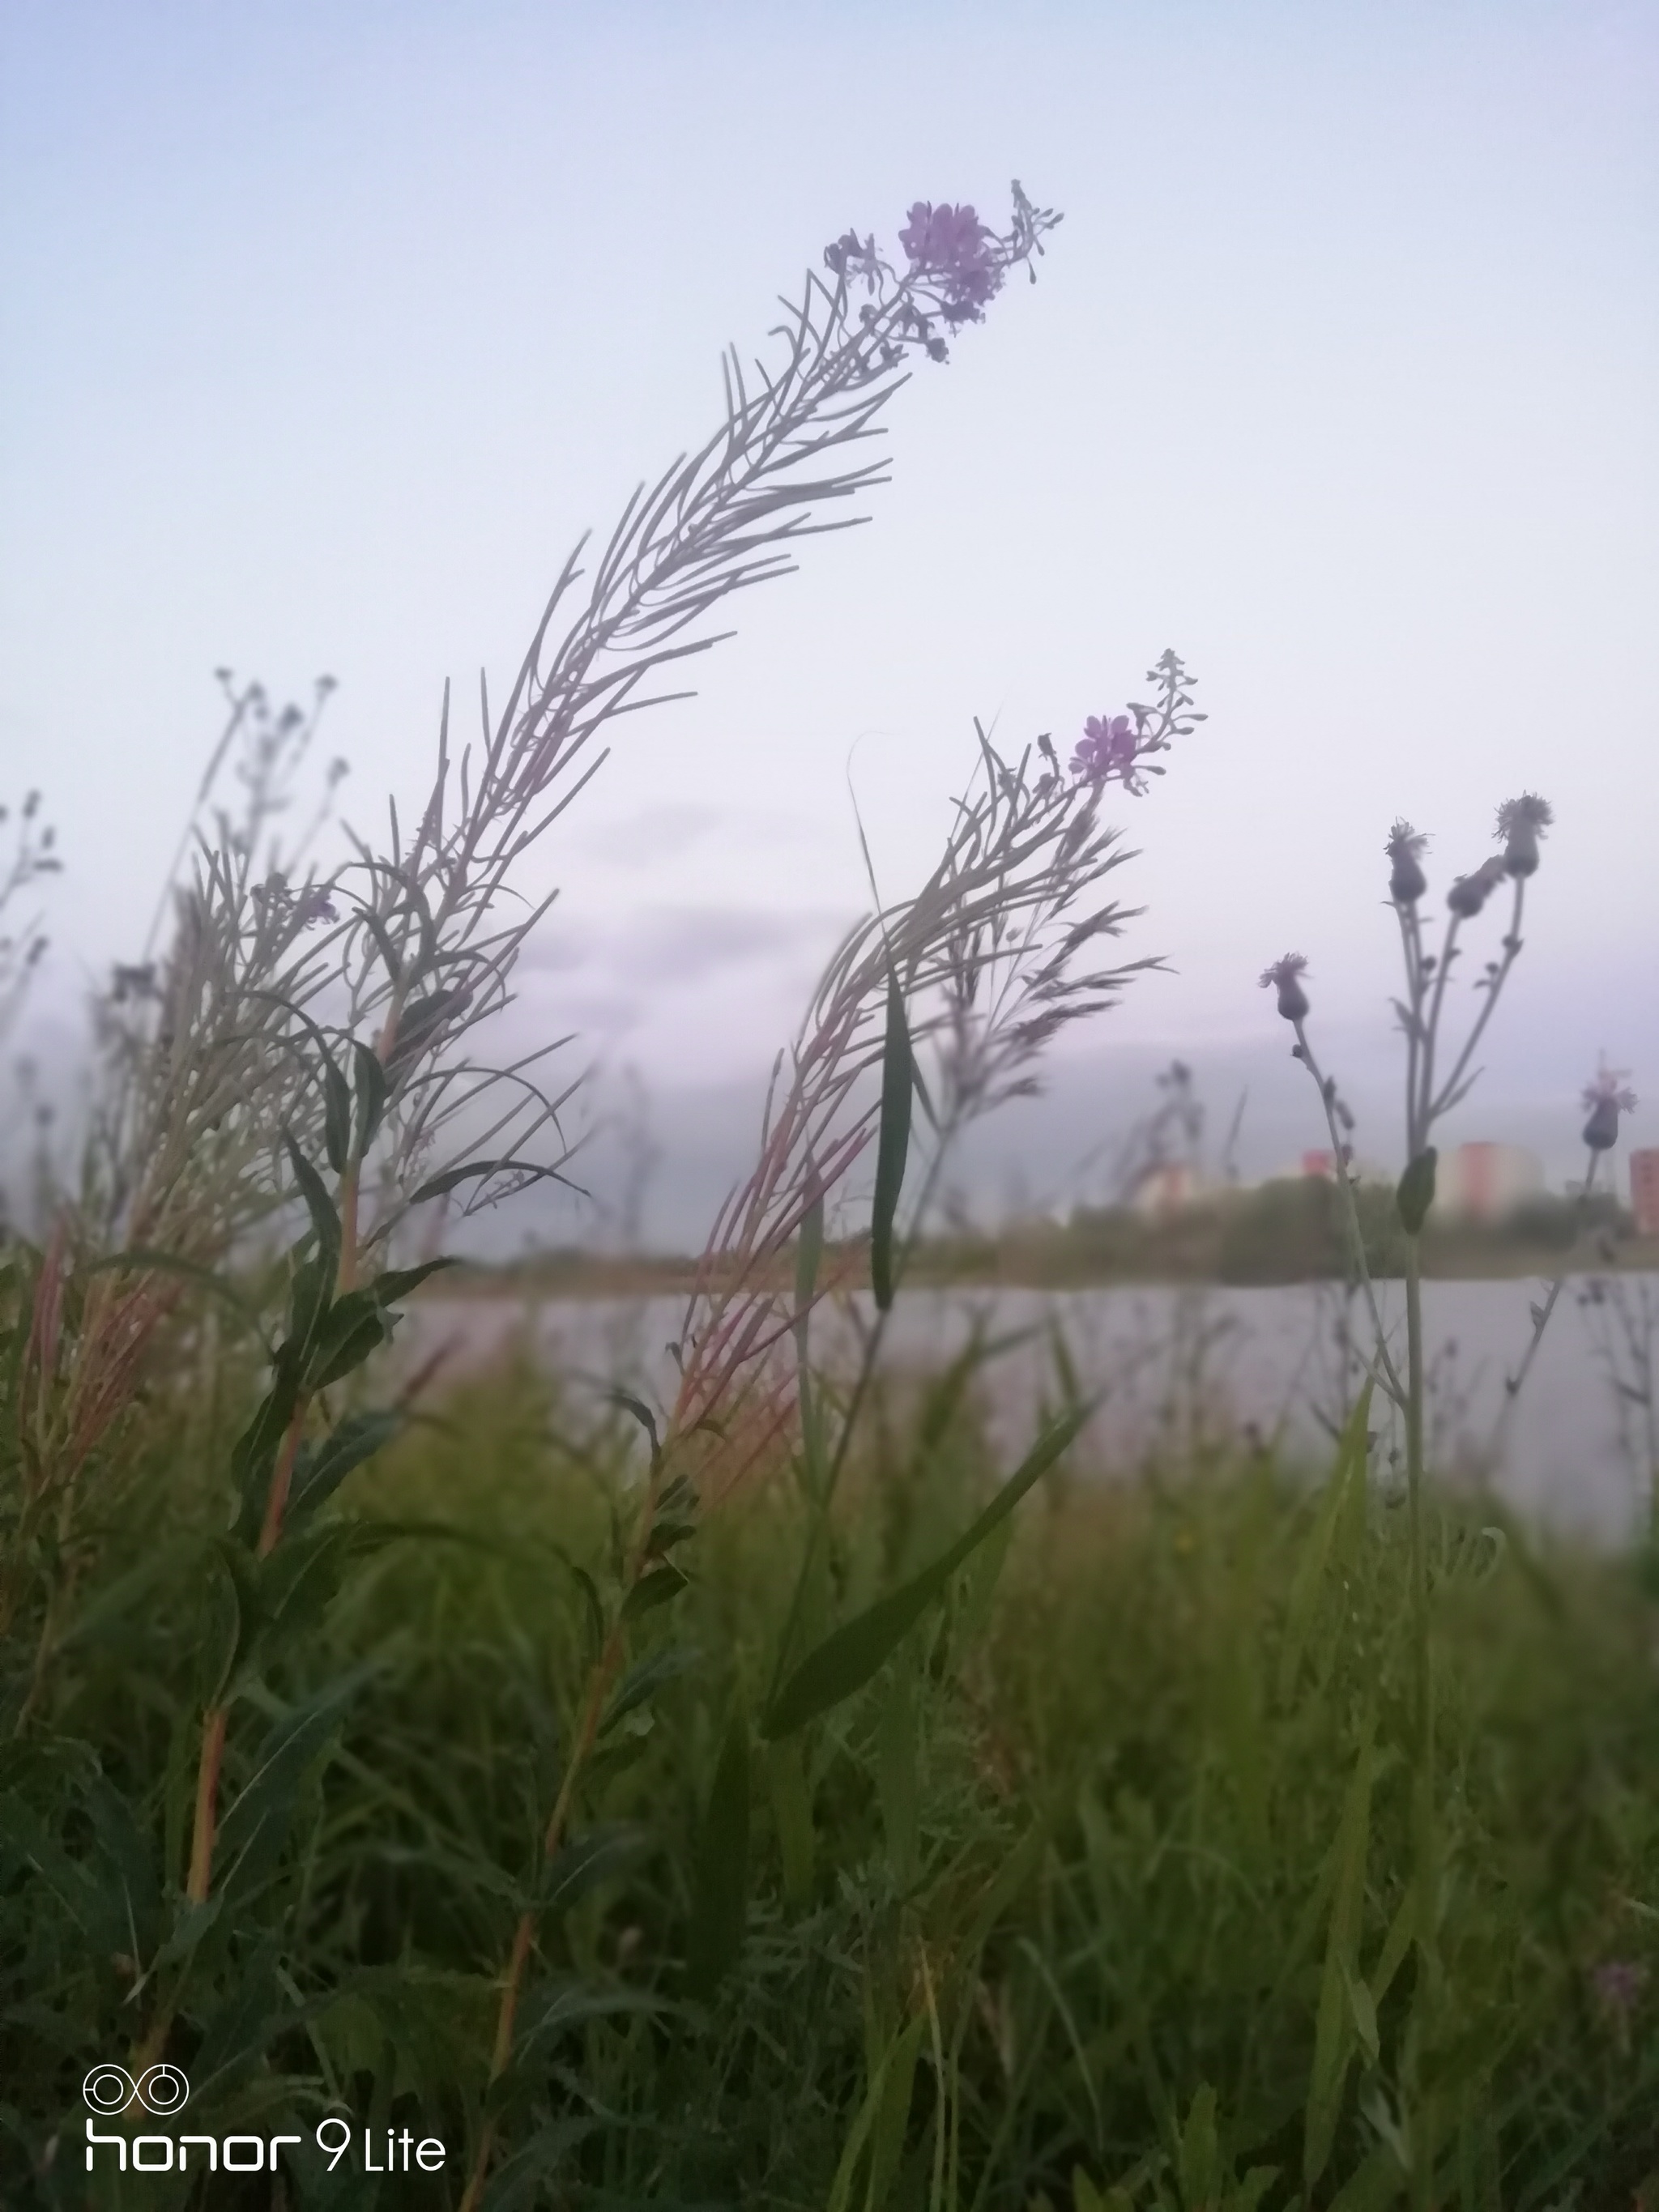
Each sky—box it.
[1,0,1655,1245]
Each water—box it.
[404,1275,1659,1541]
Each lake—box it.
[405,1275,1659,1541]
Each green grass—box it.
[4,1354,1658,2209]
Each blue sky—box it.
[2,0,1655,1232]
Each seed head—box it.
[1260,953,1311,1024]
[1385,819,1428,906]
[1496,791,1552,879]
[1581,1059,1637,1153]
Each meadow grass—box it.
[6,1346,1656,2209]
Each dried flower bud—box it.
[1385,819,1428,906]
[1496,791,1552,879]
[1581,1060,1637,1152]
[1260,953,1311,1023]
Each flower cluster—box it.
[897,201,1002,324]
[823,181,1061,367]
[1069,714,1137,786]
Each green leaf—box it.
[1277,1381,1374,1705]
[1304,1711,1377,2188]
[352,1038,390,1158]
[407,1157,577,1205]
[215,1668,373,1901]
[599,1644,698,1737]
[366,1255,454,1307]
[301,1289,395,1392]
[767,1738,815,1907]
[876,1664,919,1888]
[231,1375,301,1545]
[609,1390,660,1455]
[795,1173,825,1319]
[357,906,403,988]
[625,1562,689,1619]
[1395,1146,1438,1234]
[867,2011,926,2209]
[685,1711,750,1996]
[764,1400,1090,1739]
[288,1409,403,1524]
[534,1824,646,1916]
[199,1536,262,1704]
[870,971,913,1311]
[284,1131,342,1272]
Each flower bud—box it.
[1446,855,1508,918]
[1385,819,1427,906]
[1496,792,1552,879]
[1581,1061,1637,1153]
[1259,953,1310,1023]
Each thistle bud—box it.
[1446,854,1508,918]
[1259,953,1310,1023]
[1581,1062,1636,1153]
[1496,792,1552,879]
[1385,819,1428,905]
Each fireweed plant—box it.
[1260,796,1640,2206]
[0,189,1201,2197]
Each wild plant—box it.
[0,185,1059,1720]
[2,181,1143,2193]
[457,659,1201,2203]
[1260,797,1641,2202]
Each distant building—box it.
[1631,1148,1659,1237]
[1435,1141,1543,1223]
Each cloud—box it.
[514,903,849,991]
[577,805,723,867]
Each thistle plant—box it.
[1260,791,1643,2203]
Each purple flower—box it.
[1582,1060,1637,1153]
[1070,713,1141,788]
[1260,954,1311,1024]
[898,201,1003,322]
[295,889,339,927]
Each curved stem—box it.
[1427,879,1525,1126]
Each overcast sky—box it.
[2,0,1655,1238]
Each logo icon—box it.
[83,2065,190,2117]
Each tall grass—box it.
[4,1357,1656,2206]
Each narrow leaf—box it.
[764,1400,1090,1738]
[685,1712,750,1995]
[870,971,913,1311]
[352,1039,390,1158]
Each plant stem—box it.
[1290,1021,1406,1409]
[462,1443,668,2210]
[1403,1231,1439,2210]
[186,1703,229,1905]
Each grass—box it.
[5,1346,1657,2209]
